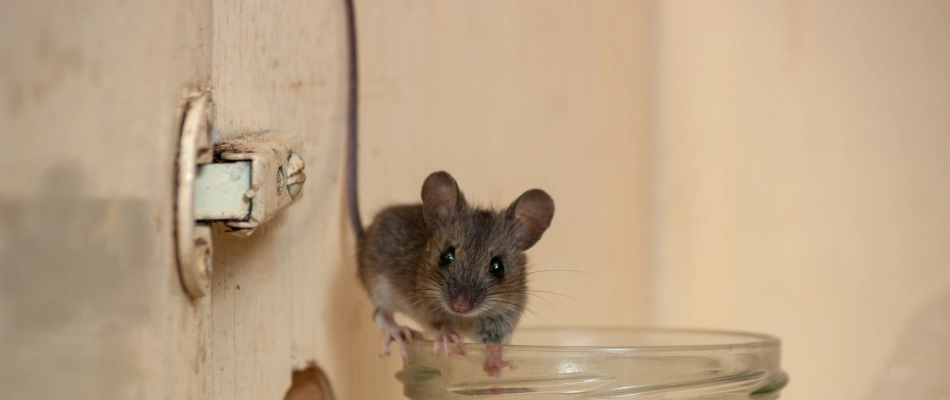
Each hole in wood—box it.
[283,361,336,400]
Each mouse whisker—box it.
[487,299,524,313]
[485,289,554,313]
[522,269,595,277]
[407,289,440,298]
[400,268,447,290]
[518,307,547,323]
[488,299,547,323]
[525,293,557,313]
[523,289,589,307]
[496,290,556,313]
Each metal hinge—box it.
[194,132,306,233]
[175,91,306,298]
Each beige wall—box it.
[2,1,948,400]
[652,1,950,399]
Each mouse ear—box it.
[421,171,464,230]
[506,189,555,251]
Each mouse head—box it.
[420,171,555,320]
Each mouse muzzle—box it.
[451,294,472,313]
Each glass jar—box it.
[397,327,787,399]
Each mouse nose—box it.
[452,295,472,313]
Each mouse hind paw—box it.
[380,325,423,361]
[483,344,517,377]
[375,310,423,361]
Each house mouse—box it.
[355,172,554,360]
[342,0,555,371]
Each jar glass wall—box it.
[397,327,787,399]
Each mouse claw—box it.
[434,325,466,357]
[375,309,423,361]
[381,329,412,361]
[379,323,423,361]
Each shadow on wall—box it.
[868,289,950,399]
[0,163,154,399]
[327,206,403,399]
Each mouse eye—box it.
[489,257,505,279]
[439,247,456,267]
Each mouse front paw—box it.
[433,325,466,357]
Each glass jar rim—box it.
[409,326,781,353]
